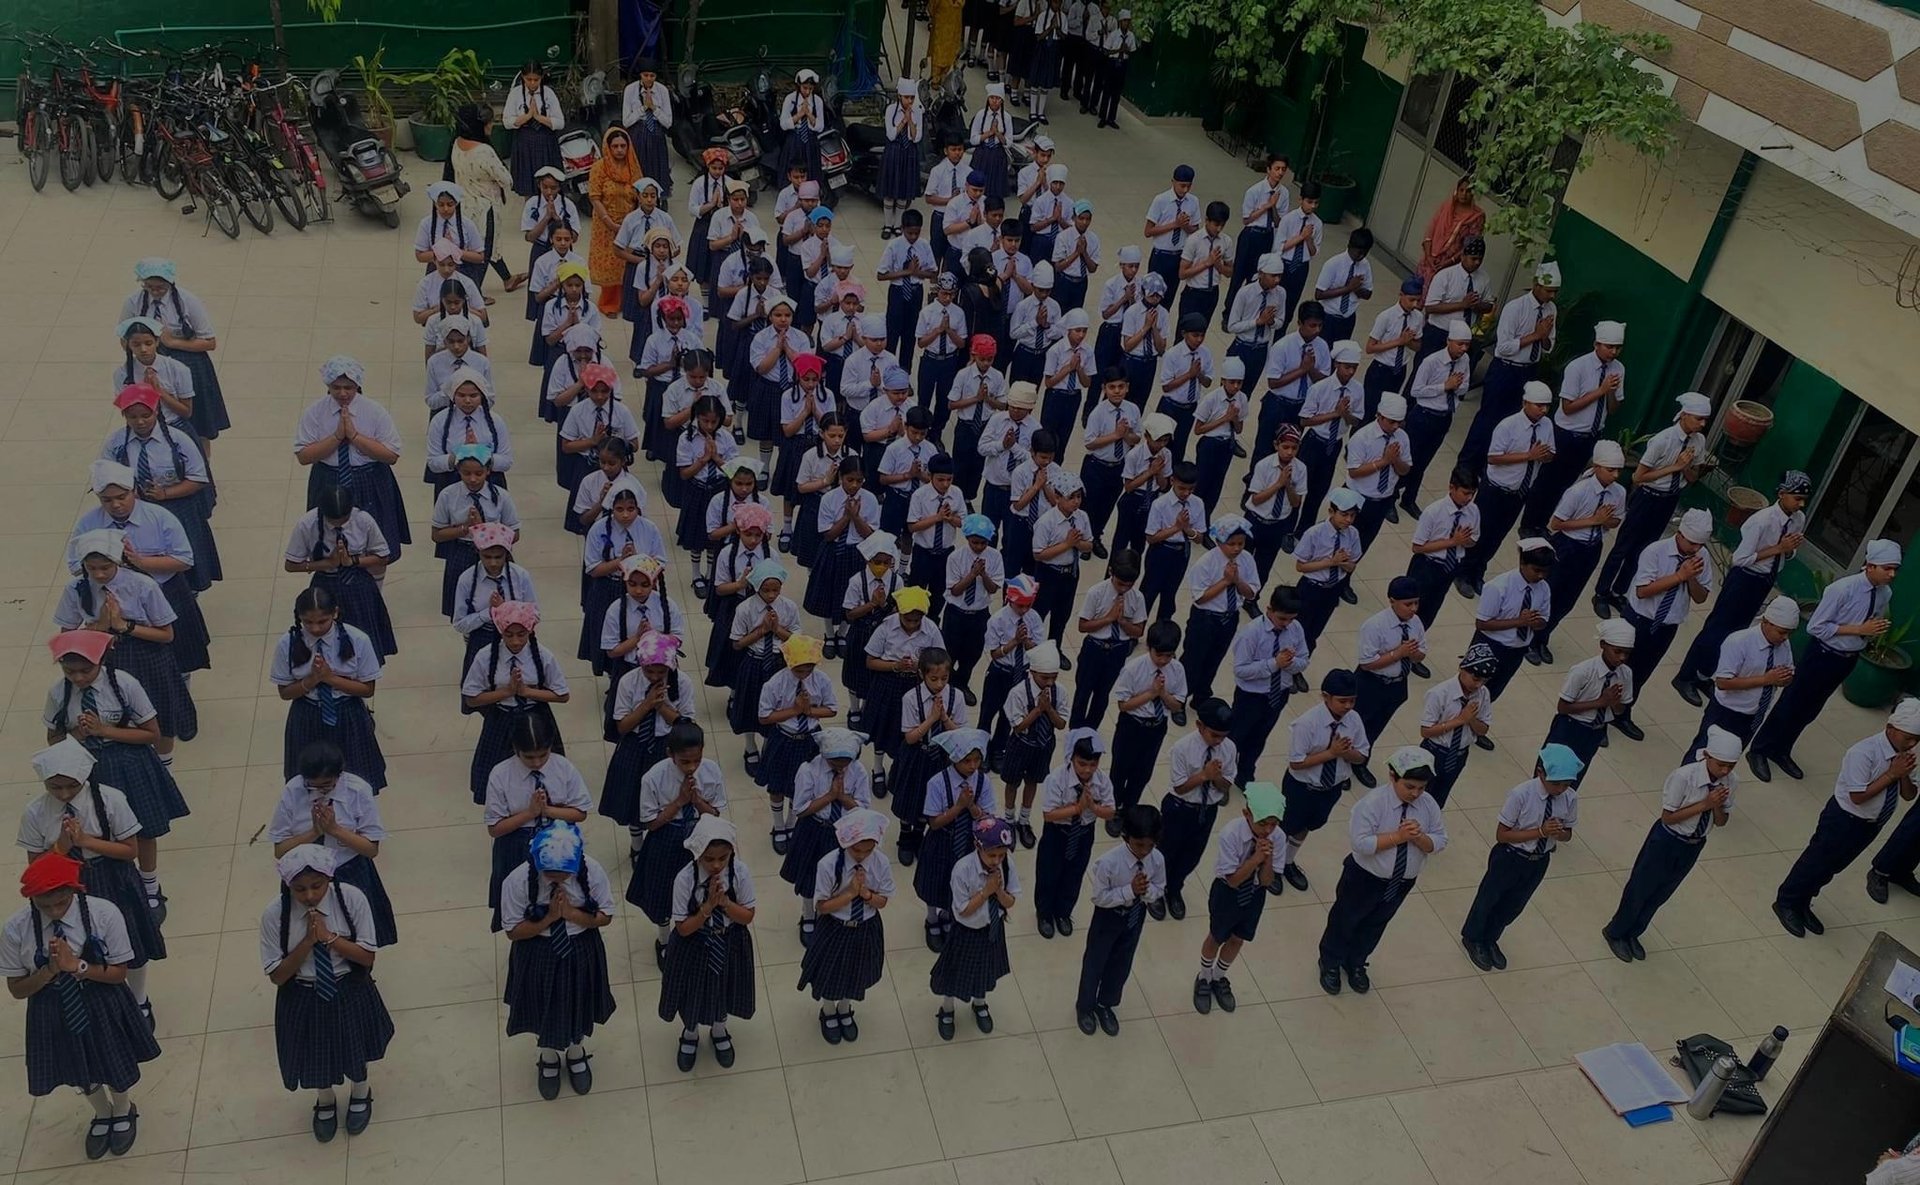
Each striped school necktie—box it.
[336,410,352,472]
[135,440,153,487]
[1754,640,1783,722]
[1691,784,1717,839]
[1656,551,1683,621]
[52,922,90,1033]
[1533,795,1556,854]
[1320,725,1339,788]
[848,868,866,923]
[705,895,728,973]
[1268,630,1289,708]
[312,934,338,1002]
[1390,802,1411,885]
[314,638,339,726]
[1127,861,1146,929]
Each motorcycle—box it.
[737,61,784,192]
[815,73,854,208]
[829,81,888,207]
[556,127,598,217]
[307,67,408,227]
[668,63,762,204]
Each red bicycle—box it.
[242,63,329,223]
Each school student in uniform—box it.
[71,462,211,676]
[1417,644,1498,808]
[1360,278,1424,424]
[43,631,187,922]
[1613,509,1717,738]
[425,369,513,497]
[1772,703,1920,937]
[483,712,593,932]
[270,741,397,948]
[1528,441,1626,666]
[1418,234,1493,357]
[1192,359,1249,512]
[1293,340,1362,537]
[1155,313,1214,463]
[1398,320,1474,516]
[784,728,872,936]
[1460,743,1584,971]
[1158,697,1238,920]
[1182,517,1263,702]
[1455,381,1556,598]
[1318,748,1449,994]
[1688,596,1799,755]
[429,445,522,619]
[1345,392,1412,553]
[123,258,230,446]
[1141,462,1205,622]
[757,634,839,851]
[601,633,696,851]
[629,721,728,963]
[1226,157,1289,315]
[1403,468,1480,630]
[1142,165,1197,299]
[1352,578,1427,767]
[798,807,896,1042]
[1312,228,1374,344]
[1749,540,1902,783]
[2,850,160,1159]
[1075,802,1163,1034]
[1226,585,1309,789]
[1032,729,1115,939]
[1069,549,1144,729]
[1470,538,1557,703]
[1603,729,1740,962]
[57,530,197,762]
[104,383,219,591]
[1293,488,1364,645]
[1245,424,1306,581]
[1275,670,1369,894]
[21,740,161,1028]
[287,486,397,660]
[297,357,411,563]
[930,815,1020,1039]
[1674,472,1810,704]
[1593,392,1709,613]
[500,821,616,1099]
[261,843,392,1141]
[1192,781,1283,1014]
[112,317,199,439]
[273,587,386,792]
[1520,320,1626,539]
[1457,262,1558,472]
[943,515,1004,702]
[659,815,757,1072]
[1177,201,1233,328]
[1543,620,1637,778]
[462,600,570,804]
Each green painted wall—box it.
[1545,207,1692,436]
[1122,31,1217,118]
[1314,33,1400,220]
[664,0,883,78]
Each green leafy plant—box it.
[352,44,398,129]
[1867,614,1916,665]
[401,48,490,128]
[305,0,345,19]
[1127,0,1680,252]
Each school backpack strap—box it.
[1674,1033,1766,1116]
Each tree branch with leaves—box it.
[1127,0,1680,252]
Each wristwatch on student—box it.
[116,623,136,638]
[73,960,90,978]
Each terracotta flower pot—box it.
[1725,486,1768,528]
[1723,400,1774,447]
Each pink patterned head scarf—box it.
[489,600,540,632]
[470,522,516,552]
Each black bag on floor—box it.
[1675,1033,1767,1116]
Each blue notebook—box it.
[1623,1105,1673,1127]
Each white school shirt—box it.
[1146,490,1207,547]
[880,437,938,499]
[1078,579,1146,642]
[1639,423,1708,497]
[878,237,937,295]
[257,883,377,981]
[1210,815,1267,880]
[634,757,729,824]
[1144,187,1195,255]
[1660,760,1736,841]
[908,485,969,550]
[598,591,686,652]
[622,80,674,128]
[295,395,404,473]
[66,503,193,583]
[547,351,615,408]
[1356,608,1425,679]
[841,347,901,412]
[1275,208,1321,267]
[1101,25,1138,55]
[781,90,826,132]
[425,405,515,474]
[980,412,1038,485]
[1299,374,1356,443]
[1558,655,1635,725]
[865,616,947,665]
[1550,476,1625,546]
[1090,844,1167,907]
[1099,272,1139,326]
[1178,229,1232,291]
[759,668,836,737]
[812,848,896,921]
[101,425,211,488]
[1345,421,1410,501]
[1226,279,1287,345]
[1120,303,1168,359]
[1157,341,1214,407]
[900,683,969,747]
[1712,626,1792,717]
[640,326,704,380]
[729,595,804,661]
[861,396,914,445]
[268,773,387,854]
[110,354,196,403]
[483,755,597,828]
[993,247,1036,316]
[717,251,782,294]
[1313,254,1372,320]
[1833,730,1906,821]
[1043,337,1094,394]
[1553,351,1626,436]
[1246,454,1307,522]
[1188,546,1261,611]
[430,483,522,548]
[793,756,871,814]
[1411,496,1479,567]
[676,429,740,486]
[1052,225,1101,280]
[949,852,1021,929]
[705,206,762,251]
[520,195,579,244]
[795,448,849,494]
[504,83,566,132]
[1498,779,1579,854]
[1408,347,1469,414]
[1032,507,1092,571]
[1289,705,1370,785]
[1083,399,1139,465]
[1294,520,1362,588]
[984,607,1045,672]
[1423,261,1484,313]
[1240,177,1290,229]
[1730,502,1806,576]
[663,377,727,423]
[460,640,569,709]
[0,896,134,974]
[706,489,776,535]
[1121,440,1174,497]
[613,665,699,737]
[1808,571,1889,654]
[1629,538,1716,626]
[412,209,485,256]
[945,545,1005,612]
[1485,411,1554,493]
[1231,616,1309,693]
[1366,304,1426,372]
[1493,293,1556,365]
[270,623,382,700]
[1475,568,1551,648]
[498,857,617,936]
[817,308,861,362]
[451,562,539,636]
[816,486,881,537]
[538,295,606,344]
[967,106,1011,150]
[582,516,668,575]
[44,671,158,733]
[1262,333,1329,403]
[1113,654,1187,722]
[1002,675,1064,740]
[914,302,969,360]
[52,568,175,632]
[17,784,141,856]
[122,285,215,340]
[1420,675,1493,754]
[424,348,494,410]
[413,269,486,314]
[1167,730,1239,805]
[884,99,924,145]
[1348,785,1448,878]
[925,155,968,207]
[669,858,757,929]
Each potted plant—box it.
[1724,485,1769,528]
[351,45,399,152]
[1313,152,1358,225]
[403,48,489,163]
[1844,616,1915,709]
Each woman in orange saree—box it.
[1417,178,1486,283]
[588,127,641,315]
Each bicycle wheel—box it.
[226,164,275,234]
[57,115,84,191]
[154,143,186,201]
[77,122,97,187]
[24,108,50,192]
[93,115,118,184]
[199,172,242,239]
[269,168,308,231]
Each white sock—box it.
[1017,806,1030,823]
[629,825,646,851]
[822,1010,842,1027]
[971,997,988,1008]
[139,870,159,890]
[1214,957,1234,980]
[348,1078,369,1100]
[107,1089,131,1118]
[927,905,943,924]
[316,1086,338,1108]
[87,1088,113,1119]
[539,1048,561,1066]
[657,923,672,945]
[1198,956,1217,981]
[126,965,149,1005]
[802,899,818,919]
[941,995,956,1011]
[1284,836,1304,867]
[565,1044,586,1062]
[157,753,174,768]
[711,1018,730,1039]
[835,999,853,1015]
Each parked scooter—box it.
[556,127,599,216]
[307,67,408,226]
[669,63,762,204]
[815,73,855,208]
